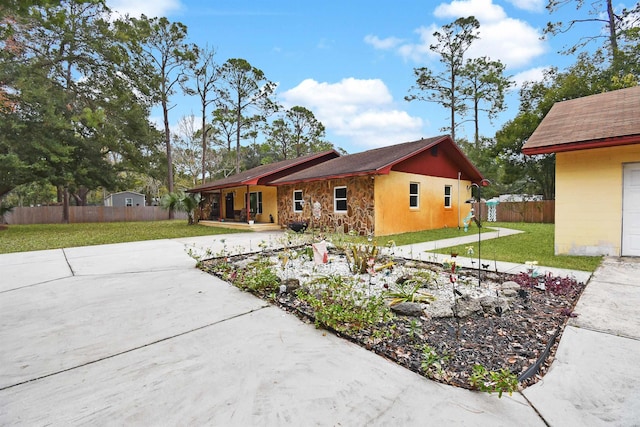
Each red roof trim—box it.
[373,135,445,172]
[523,134,640,155]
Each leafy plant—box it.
[160,191,201,224]
[237,258,280,292]
[385,279,436,306]
[407,319,421,340]
[512,272,583,296]
[345,243,379,274]
[421,344,450,380]
[469,365,519,398]
[297,275,392,333]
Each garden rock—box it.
[454,296,483,317]
[390,302,424,317]
[281,278,301,293]
[425,299,454,318]
[479,295,510,315]
[500,281,521,298]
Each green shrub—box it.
[237,258,280,292]
[469,365,519,398]
[385,279,436,306]
[297,275,392,333]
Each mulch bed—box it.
[200,251,586,391]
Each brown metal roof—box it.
[187,150,340,192]
[271,135,484,185]
[523,85,640,155]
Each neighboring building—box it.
[188,135,485,236]
[498,194,543,202]
[188,150,340,223]
[104,191,146,207]
[271,135,483,236]
[522,85,640,256]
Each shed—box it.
[104,191,146,207]
[522,85,640,256]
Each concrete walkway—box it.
[0,231,638,425]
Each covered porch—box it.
[198,220,282,232]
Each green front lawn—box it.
[0,220,243,254]
[425,222,601,272]
[379,224,492,247]
[0,220,603,272]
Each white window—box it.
[334,186,347,212]
[249,192,262,214]
[409,182,419,208]
[125,198,133,207]
[444,185,452,208]
[293,190,303,212]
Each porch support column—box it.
[246,185,250,223]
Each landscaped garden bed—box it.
[197,233,586,396]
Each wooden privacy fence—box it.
[5,206,187,225]
[4,201,554,225]
[479,200,555,224]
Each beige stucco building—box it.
[523,86,640,256]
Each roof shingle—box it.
[523,85,640,155]
[187,150,339,192]
[271,135,483,184]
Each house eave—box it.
[523,134,640,155]
[272,170,381,186]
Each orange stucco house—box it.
[189,135,484,236]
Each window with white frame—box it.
[334,186,347,212]
[249,191,263,214]
[293,190,303,212]
[444,185,452,208]
[125,198,133,207]
[409,182,419,208]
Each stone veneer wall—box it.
[277,176,375,235]
[200,193,215,220]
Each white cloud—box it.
[107,0,183,18]
[505,0,545,12]
[434,0,506,22]
[280,78,425,150]
[471,17,546,68]
[511,66,549,88]
[368,0,546,69]
[363,35,404,50]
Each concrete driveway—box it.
[0,233,638,426]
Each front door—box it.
[225,193,234,219]
[622,163,640,256]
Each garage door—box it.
[622,163,640,256]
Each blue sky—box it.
[106,0,615,154]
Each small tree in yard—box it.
[160,191,201,224]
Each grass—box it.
[0,220,243,254]
[0,220,603,272]
[378,225,491,247]
[424,222,602,272]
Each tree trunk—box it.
[163,98,174,220]
[606,0,619,62]
[235,98,241,174]
[62,187,69,224]
[201,113,207,184]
